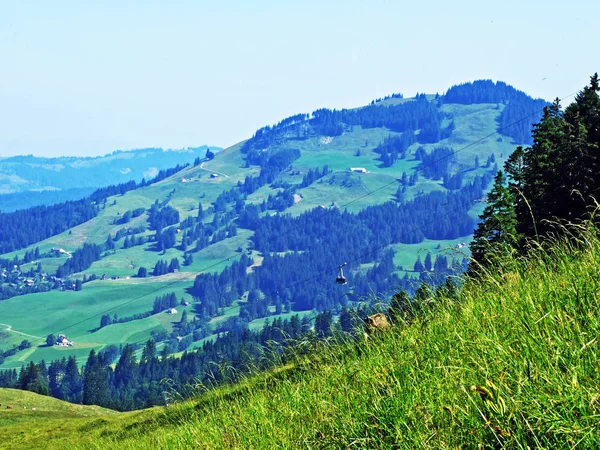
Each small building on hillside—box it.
[350,167,367,174]
[56,334,73,347]
[167,308,178,315]
[210,173,219,178]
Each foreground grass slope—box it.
[3,226,599,448]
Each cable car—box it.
[336,264,347,285]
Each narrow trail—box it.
[0,323,42,340]
[199,161,229,178]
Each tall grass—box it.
[6,224,600,449]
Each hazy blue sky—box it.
[1,0,598,157]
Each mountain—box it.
[0,146,221,212]
[0,80,546,391]
[2,221,598,449]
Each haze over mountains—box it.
[0,146,221,212]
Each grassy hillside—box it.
[2,225,598,449]
[0,92,527,369]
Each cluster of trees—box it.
[147,202,179,231]
[374,133,416,167]
[310,97,445,137]
[0,248,40,271]
[471,74,600,269]
[115,207,145,225]
[241,114,310,154]
[415,146,456,180]
[299,166,331,187]
[152,292,179,314]
[442,79,548,145]
[0,199,98,254]
[152,258,180,276]
[112,225,146,242]
[122,234,146,249]
[99,311,152,329]
[242,94,455,164]
[370,92,404,104]
[155,227,177,252]
[55,243,102,278]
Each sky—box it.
[1,0,598,157]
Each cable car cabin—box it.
[336,265,347,285]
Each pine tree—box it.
[18,361,49,395]
[83,350,110,406]
[46,333,56,346]
[413,256,424,272]
[315,311,333,338]
[424,252,433,272]
[516,100,565,238]
[114,345,138,391]
[470,171,518,271]
[63,356,82,403]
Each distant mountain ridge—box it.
[0,146,221,211]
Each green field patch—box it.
[0,278,195,367]
[391,237,471,271]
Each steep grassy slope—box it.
[0,388,122,450]
[3,226,598,449]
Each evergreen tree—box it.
[413,256,424,272]
[18,361,49,395]
[517,99,566,238]
[114,345,138,392]
[83,350,110,406]
[424,252,433,272]
[183,253,194,266]
[315,311,333,338]
[105,234,115,250]
[63,356,83,403]
[46,334,56,346]
[470,171,518,271]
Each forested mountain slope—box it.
[0,80,549,410]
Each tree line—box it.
[470,74,600,270]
